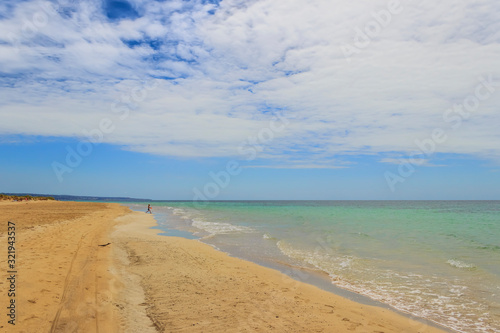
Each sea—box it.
[125,200,500,333]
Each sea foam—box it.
[446,259,476,269]
[192,219,255,236]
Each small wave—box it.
[353,232,370,238]
[446,259,476,269]
[263,233,275,240]
[170,208,193,220]
[172,208,185,215]
[476,244,500,251]
[192,219,255,235]
[276,241,353,276]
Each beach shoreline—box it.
[1,201,449,332]
[148,200,500,333]
[114,205,449,332]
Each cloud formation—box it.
[1,0,499,167]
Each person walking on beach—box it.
[146,204,152,214]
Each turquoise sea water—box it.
[128,201,500,333]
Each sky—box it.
[0,0,500,200]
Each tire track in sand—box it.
[49,229,90,333]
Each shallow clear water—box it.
[128,201,500,333]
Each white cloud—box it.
[244,164,347,169]
[0,0,499,167]
[379,157,447,167]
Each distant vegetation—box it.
[0,194,55,201]
[1,192,150,202]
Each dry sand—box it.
[0,200,130,333]
[0,201,448,332]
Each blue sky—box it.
[1,0,500,200]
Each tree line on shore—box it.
[0,194,55,201]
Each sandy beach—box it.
[0,200,130,332]
[0,201,447,332]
